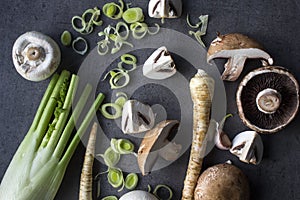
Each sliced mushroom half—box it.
[207,33,273,81]
[121,100,155,134]
[12,31,61,81]
[230,131,263,165]
[237,66,299,133]
[148,0,182,19]
[143,46,176,80]
[137,120,180,175]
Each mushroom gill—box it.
[237,66,299,133]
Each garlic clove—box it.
[215,130,232,150]
[143,46,176,80]
[121,100,155,134]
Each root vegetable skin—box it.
[79,123,98,200]
[181,69,214,200]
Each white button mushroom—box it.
[143,46,176,80]
[148,0,182,20]
[230,131,263,165]
[121,100,155,134]
[12,31,61,82]
[120,190,158,200]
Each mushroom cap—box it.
[237,66,299,133]
[12,31,61,82]
[194,163,250,200]
[120,190,158,200]
[208,33,263,55]
[137,120,179,175]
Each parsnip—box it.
[79,122,98,200]
[181,69,214,200]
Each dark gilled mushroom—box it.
[237,66,299,133]
[121,100,155,134]
[137,120,181,175]
[148,0,182,21]
[207,33,273,81]
[12,31,61,82]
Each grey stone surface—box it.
[0,0,299,199]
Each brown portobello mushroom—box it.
[207,33,273,81]
[237,66,299,133]
[137,120,181,175]
[194,163,250,200]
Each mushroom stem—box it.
[26,47,44,61]
[222,56,247,81]
[256,88,281,114]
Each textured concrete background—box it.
[0,0,299,199]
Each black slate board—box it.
[0,0,299,199]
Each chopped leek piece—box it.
[100,103,122,119]
[107,168,124,188]
[147,23,160,35]
[117,139,135,154]
[103,0,124,19]
[105,147,121,167]
[72,7,102,35]
[109,71,130,89]
[101,196,118,200]
[122,7,144,24]
[120,54,137,65]
[186,14,201,29]
[153,184,173,200]
[60,30,72,46]
[124,173,138,190]
[187,14,209,47]
[72,36,88,55]
[115,96,127,107]
[130,22,148,39]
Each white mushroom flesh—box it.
[230,131,263,165]
[148,0,182,19]
[121,100,155,134]
[120,190,158,200]
[208,48,273,81]
[143,46,176,80]
[158,142,182,161]
[12,31,61,82]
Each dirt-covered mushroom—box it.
[120,190,158,200]
[230,131,263,165]
[207,33,273,81]
[237,66,299,133]
[143,46,176,80]
[148,0,182,20]
[137,120,181,175]
[121,100,155,134]
[12,31,61,82]
[194,163,250,200]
